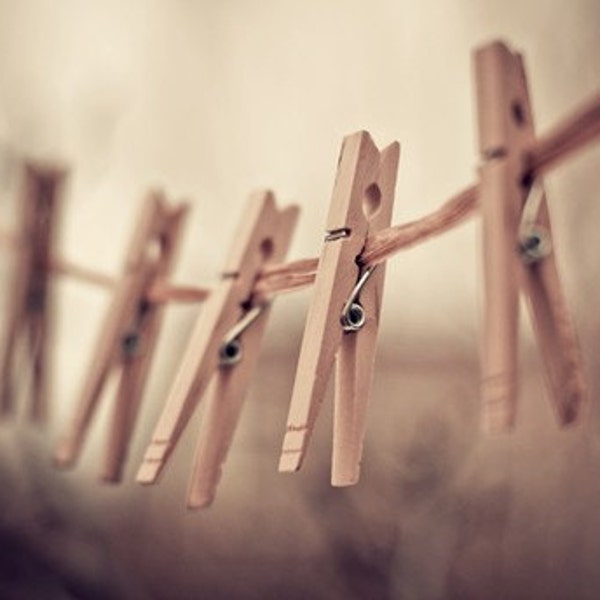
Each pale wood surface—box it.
[186,204,298,508]
[279,131,400,487]
[137,191,299,500]
[476,41,585,432]
[54,193,188,481]
[0,163,66,423]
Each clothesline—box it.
[0,90,599,305]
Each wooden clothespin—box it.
[54,192,188,482]
[279,131,399,486]
[137,190,298,508]
[0,162,66,422]
[475,40,586,432]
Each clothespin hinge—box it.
[219,302,268,366]
[518,178,551,264]
[340,265,377,333]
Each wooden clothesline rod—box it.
[0,90,598,303]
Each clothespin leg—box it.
[102,308,161,482]
[28,310,50,423]
[332,267,385,486]
[0,312,22,416]
[520,196,586,424]
[186,361,253,509]
[479,159,521,432]
[0,246,31,417]
[54,277,143,468]
[278,250,344,473]
[136,280,238,484]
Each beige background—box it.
[0,1,599,598]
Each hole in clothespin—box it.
[363,183,382,218]
[511,100,527,127]
[260,238,274,260]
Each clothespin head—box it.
[475,40,586,432]
[0,161,67,422]
[279,131,400,487]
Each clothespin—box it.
[0,162,66,422]
[54,192,188,482]
[475,40,586,432]
[279,131,400,486]
[137,190,298,508]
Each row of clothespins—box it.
[1,40,599,509]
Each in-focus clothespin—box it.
[279,131,399,486]
[0,162,66,422]
[137,190,298,508]
[54,192,188,482]
[475,40,586,432]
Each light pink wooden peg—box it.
[137,190,298,509]
[279,131,400,486]
[0,162,66,423]
[54,192,188,482]
[475,40,586,432]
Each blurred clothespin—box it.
[279,131,400,486]
[0,162,66,422]
[137,190,298,508]
[475,40,586,432]
[54,192,188,482]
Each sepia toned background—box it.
[0,0,599,598]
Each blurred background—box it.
[0,0,599,598]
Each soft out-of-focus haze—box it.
[0,1,599,598]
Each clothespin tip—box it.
[136,449,166,485]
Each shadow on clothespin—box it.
[137,190,298,508]
[53,192,188,482]
[475,40,586,432]
[279,131,400,486]
[0,162,67,423]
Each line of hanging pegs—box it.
[0,39,598,508]
[0,80,598,312]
